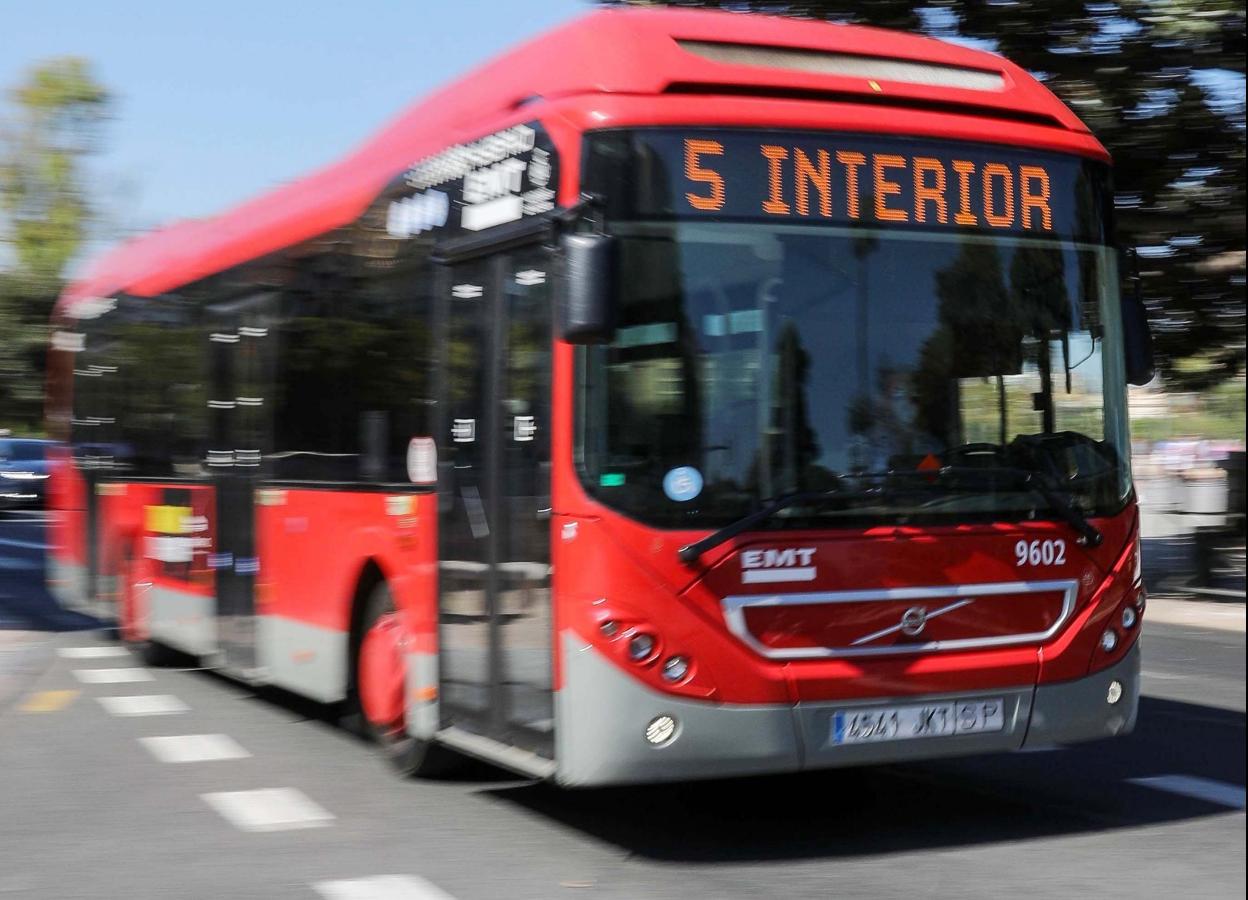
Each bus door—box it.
[206,294,276,676]
[75,317,117,615]
[438,243,553,759]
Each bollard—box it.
[1182,467,1228,527]
[1217,451,1245,538]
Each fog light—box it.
[645,714,677,745]
[1107,680,1123,705]
[1100,629,1118,652]
[1121,606,1137,629]
[599,620,619,638]
[627,633,655,662]
[661,655,689,682]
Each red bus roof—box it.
[60,7,1097,309]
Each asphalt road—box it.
[1,515,1244,899]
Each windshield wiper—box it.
[677,465,1102,565]
[889,465,1103,548]
[677,486,865,563]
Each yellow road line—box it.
[19,689,80,713]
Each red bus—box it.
[46,8,1154,785]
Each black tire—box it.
[352,582,460,778]
[124,634,178,668]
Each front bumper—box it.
[1025,641,1140,746]
[554,634,1140,787]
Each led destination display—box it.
[588,129,1109,243]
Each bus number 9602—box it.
[1015,539,1066,567]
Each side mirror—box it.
[559,232,616,344]
[1120,248,1155,386]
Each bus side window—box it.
[271,251,434,485]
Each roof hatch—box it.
[678,40,1005,92]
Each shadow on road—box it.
[483,695,1245,862]
[189,667,529,785]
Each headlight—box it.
[627,633,655,662]
[661,656,690,682]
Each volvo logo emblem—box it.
[849,598,975,647]
[900,606,928,637]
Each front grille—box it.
[722,579,1078,659]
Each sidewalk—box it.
[1138,469,1246,602]
[1145,596,1246,633]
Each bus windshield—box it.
[577,134,1131,530]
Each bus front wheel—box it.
[353,582,459,778]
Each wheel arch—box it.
[346,557,389,695]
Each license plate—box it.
[832,698,1004,746]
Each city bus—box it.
[46,7,1154,786]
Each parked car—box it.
[0,437,54,511]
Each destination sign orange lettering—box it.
[585,130,1108,244]
[678,137,1056,234]
[684,139,725,211]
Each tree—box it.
[599,0,1246,388]
[0,57,109,433]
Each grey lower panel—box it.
[256,615,348,704]
[438,726,556,780]
[405,651,439,739]
[47,557,89,615]
[149,586,216,657]
[555,634,802,787]
[553,633,1138,787]
[1024,641,1140,747]
[49,555,114,622]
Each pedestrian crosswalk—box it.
[58,638,464,896]
[97,694,189,716]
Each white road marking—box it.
[313,875,458,900]
[57,646,129,659]
[139,734,250,763]
[98,695,189,717]
[201,788,334,832]
[1129,775,1246,810]
[72,667,153,684]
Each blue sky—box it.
[4,2,1242,274]
[2,1,588,269]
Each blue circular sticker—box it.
[663,466,703,502]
